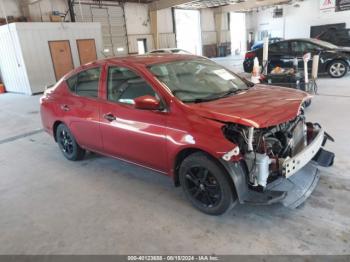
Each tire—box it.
[179,152,236,215]
[327,60,348,78]
[56,123,85,161]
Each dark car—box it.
[251,37,284,50]
[243,38,350,78]
[316,28,350,47]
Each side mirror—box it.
[134,95,161,110]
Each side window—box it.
[304,43,322,52]
[269,42,289,53]
[76,68,100,98]
[278,42,289,52]
[292,41,321,54]
[67,74,77,92]
[66,67,100,98]
[291,41,304,54]
[269,44,278,52]
[107,66,156,105]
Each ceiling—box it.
[102,0,290,10]
[177,0,242,9]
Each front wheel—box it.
[327,60,348,78]
[56,123,85,161]
[179,152,236,215]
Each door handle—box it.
[60,104,70,111]
[103,113,116,122]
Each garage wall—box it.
[201,8,217,45]
[0,0,22,17]
[124,2,153,53]
[74,3,128,57]
[22,0,69,22]
[246,0,350,41]
[157,8,176,49]
[124,3,175,53]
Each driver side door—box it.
[99,65,168,172]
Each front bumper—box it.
[222,127,335,208]
[267,163,320,208]
[282,128,324,178]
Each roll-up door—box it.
[74,4,127,57]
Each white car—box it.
[148,48,192,54]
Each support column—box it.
[214,12,223,45]
[150,10,159,50]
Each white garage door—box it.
[74,4,128,57]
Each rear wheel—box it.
[179,152,236,215]
[56,124,85,161]
[327,60,348,78]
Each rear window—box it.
[66,67,101,98]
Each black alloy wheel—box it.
[184,166,222,208]
[179,152,236,215]
[56,124,85,161]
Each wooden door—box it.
[77,39,97,65]
[48,40,74,81]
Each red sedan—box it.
[40,54,334,215]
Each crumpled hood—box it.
[188,85,310,128]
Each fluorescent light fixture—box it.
[117,47,124,52]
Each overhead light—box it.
[117,47,124,52]
[103,48,110,53]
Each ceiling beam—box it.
[149,0,195,11]
[218,0,291,12]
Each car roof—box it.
[89,53,200,67]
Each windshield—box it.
[310,39,338,49]
[149,58,250,103]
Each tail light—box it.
[245,52,256,59]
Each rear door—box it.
[60,66,103,151]
[268,41,293,71]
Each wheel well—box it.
[326,59,348,70]
[52,121,63,142]
[173,148,236,195]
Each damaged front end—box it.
[221,113,335,208]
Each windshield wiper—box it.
[202,88,247,101]
[176,88,248,103]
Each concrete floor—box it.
[0,73,350,255]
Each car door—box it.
[99,64,168,172]
[290,41,322,71]
[60,66,103,151]
[268,41,293,71]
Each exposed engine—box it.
[222,114,314,189]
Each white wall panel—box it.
[201,9,216,32]
[1,0,22,17]
[201,31,217,45]
[246,0,350,40]
[124,3,151,35]
[159,33,176,48]
[128,34,154,54]
[157,8,173,33]
[0,24,30,94]
[0,22,103,95]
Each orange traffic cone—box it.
[0,84,5,94]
